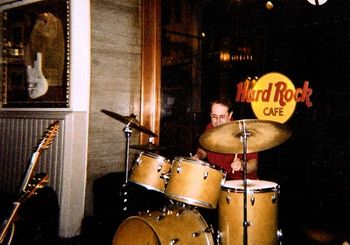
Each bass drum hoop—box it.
[112,205,214,245]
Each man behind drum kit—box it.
[194,98,259,180]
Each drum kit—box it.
[101,109,291,245]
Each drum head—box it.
[112,218,160,245]
[142,151,169,162]
[173,156,225,172]
[222,179,279,192]
[113,205,214,245]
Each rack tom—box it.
[129,151,171,192]
[165,157,226,209]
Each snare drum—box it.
[112,205,214,245]
[165,157,226,209]
[129,152,171,192]
[218,180,280,245]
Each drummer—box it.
[194,98,259,180]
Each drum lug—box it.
[203,171,209,179]
[170,238,179,244]
[176,165,181,173]
[272,194,277,204]
[192,224,214,237]
[221,173,226,185]
[136,156,142,165]
[250,195,255,206]
[216,230,222,244]
[160,172,170,183]
[156,213,166,221]
[277,228,283,244]
[244,221,251,227]
[176,209,185,216]
[225,195,231,204]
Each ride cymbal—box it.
[101,109,158,137]
[199,119,291,154]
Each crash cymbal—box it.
[130,143,165,151]
[101,109,158,137]
[199,119,291,154]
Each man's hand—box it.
[231,154,242,173]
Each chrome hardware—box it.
[272,194,277,203]
[203,171,209,179]
[250,195,255,206]
[192,225,214,237]
[170,238,179,244]
[216,231,222,245]
[243,221,251,227]
[136,155,142,165]
[156,214,165,221]
[277,229,283,244]
[226,195,231,204]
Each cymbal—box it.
[130,143,165,151]
[101,109,158,137]
[199,119,291,154]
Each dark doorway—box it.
[160,0,350,243]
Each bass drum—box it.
[112,205,214,245]
[218,179,280,245]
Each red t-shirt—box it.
[204,123,259,180]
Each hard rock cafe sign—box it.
[235,72,313,123]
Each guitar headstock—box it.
[38,121,60,151]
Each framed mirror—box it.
[1,0,70,108]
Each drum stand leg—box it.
[240,121,250,245]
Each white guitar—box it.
[26,52,49,99]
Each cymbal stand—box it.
[120,121,133,212]
[123,123,132,184]
[240,121,250,245]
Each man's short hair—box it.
[210,98,233,113]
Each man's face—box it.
[210,103,233,127]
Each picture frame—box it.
[1,0,70,108]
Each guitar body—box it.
[0,186,60,245]
[0,205,16,245]
[26,52,49,99]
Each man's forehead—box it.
[211,104,230,114]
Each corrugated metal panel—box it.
[0,117,64,200]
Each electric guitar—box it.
[0,173,49,244]
[26,52,49,99]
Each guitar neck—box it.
[19,151,42,193]
[0,202,20,244]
